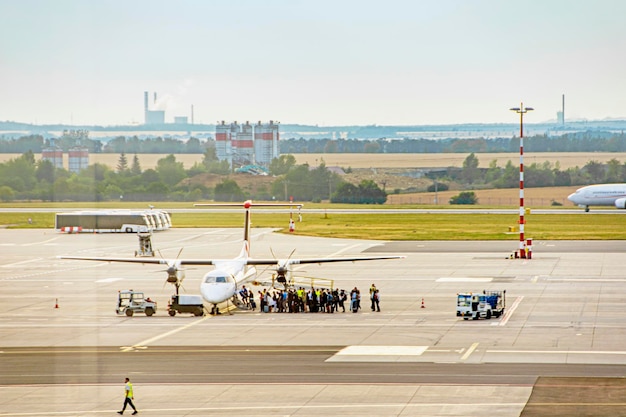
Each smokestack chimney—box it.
[154,92,157,104]
[191,105,194,125]
[144,91,149,111]
[562,94,565,125]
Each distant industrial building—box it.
[42,131,90,173]
[215,120,279,167]
[68,147,89,173]
[144,91,165,125]
[42,147,89,173]
[42,146,63,169]
[557,94,565,125]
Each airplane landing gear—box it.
[210,305,221,315]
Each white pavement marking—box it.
[290,243,372,272]
[330,243,370,256]
[498,296,523,326]
[335,345,428,356]
[95,278,124,283]
[21,236,62,247]
[1,258,44,268]
[461,342,479,361]
[487,349,626,355]
[548,278,626,282]
[172,228,228,243]
[437,277,493,282]
[327,345,429,361]
[0,401,530,416]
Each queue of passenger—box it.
[236,284,381,313]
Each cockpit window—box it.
[204,276,229,284]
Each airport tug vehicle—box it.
[456,290,505,320]
[116,290,157,317]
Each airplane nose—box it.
[567,193,576,203]
[201,283,235,304]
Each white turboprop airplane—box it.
[60,200,404,314]
[567,183,626,212]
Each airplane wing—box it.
[58,256,219,266]
[245,255,406,266]
[58,255,404,266]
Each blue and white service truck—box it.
[456,290,505,320]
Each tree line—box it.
[1,148,624,204]
[0,151,388,204]
[0,134,205,154]
[279,132,626,154]
[3,130,626,154]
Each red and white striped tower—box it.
[510,103,533,259]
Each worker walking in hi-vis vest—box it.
[118,377,138,415]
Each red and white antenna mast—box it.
[510,103,533,259]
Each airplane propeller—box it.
[264,248,338,291]
[157,248,186,294]
[268,248,297,288]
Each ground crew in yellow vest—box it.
[369,284,377,311]
[297,287,305,308]
[117,377,138,415]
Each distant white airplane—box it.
[60,200,405,314]
[567,184,626,212]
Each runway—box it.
[1,228,626,416]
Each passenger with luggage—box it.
[339,289,347,312]
[249,292,256,311]
[350,287,360,313]
[372,289,380,312]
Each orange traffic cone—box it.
[55,298,59,309]
[421,298,425,308]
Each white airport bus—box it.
[55,209,171,233]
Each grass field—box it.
[2,152,626,170]
[387,185,580,206]
[3,210,626,240]
[293,152,626,169]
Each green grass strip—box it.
[2,212,626,240]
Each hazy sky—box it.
[1,0,625,126]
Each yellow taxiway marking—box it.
[460,342,479,361]
[120,315,211,352]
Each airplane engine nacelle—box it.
[615,198,626,209]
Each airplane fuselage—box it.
[567,184,626,211]
[200,260,256,305]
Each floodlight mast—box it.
[510,103,533,259]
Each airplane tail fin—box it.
[194,200,303,260]
[240,201,252,259]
